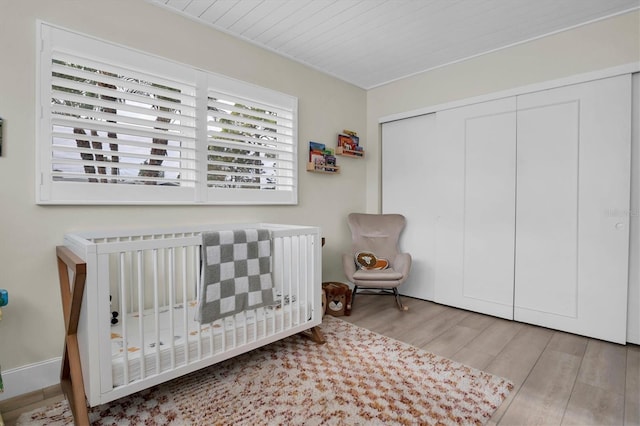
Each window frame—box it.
[36,22,298,205]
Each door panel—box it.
[435,97,516,319]
[514,75,631,343]
[382,114,438,300]
[515,101,579,317]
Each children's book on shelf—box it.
[338,134,354,150]
[309,141,325,160]
[338,131,364,156]
[309,141,338,172]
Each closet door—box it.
[382,113,438,300]
[434,98,517,319]
[514,75,631,343]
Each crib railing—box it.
[59,223,322,411]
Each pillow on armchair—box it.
[355,251,389,270]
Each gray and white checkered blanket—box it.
[196,229,275,324]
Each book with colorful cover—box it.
[338,134,360,151]
[309,141,325,162]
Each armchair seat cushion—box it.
[353,268,403,281]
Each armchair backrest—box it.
[347,213,406,262]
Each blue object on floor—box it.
[0,289,7,307]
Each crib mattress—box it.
[110,298,309,387]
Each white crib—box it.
[56,223,323,423]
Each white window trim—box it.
[36,21,298,205]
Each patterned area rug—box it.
[18,316,513,425]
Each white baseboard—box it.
[0,358,61,402]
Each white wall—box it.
[0,0,367,387]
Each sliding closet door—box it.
[514,75,631,343]
[382,114,438,300]
[435,98,516,319]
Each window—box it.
[37,23,297,205]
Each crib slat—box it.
[182,246,189,365]
[243,311,248,345]
[286,236,293,331]
[119,252,130,386]
[153,249,161,375]
[292,236,300,327]
[216,320,221,354]
[274,237,283,335]
[195,246,203,360]
[232,315,237,348]
[301,235,308,324]
[168,247,176,370]
[136,250,145,381]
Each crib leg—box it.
[61,339,89,425]
[57,246,90,426]
[301,326,326,344]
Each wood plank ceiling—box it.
[149,0,640,89]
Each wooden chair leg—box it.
[56,246,90,425]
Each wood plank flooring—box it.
[1,295,638,425]
[343,294,640,426]
[0,384,64,426]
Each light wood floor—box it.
[344,294,640,426]
[0,383,64,426]
[1,295,638,425]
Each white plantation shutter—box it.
[206,90,296,203]
[37,23,297,205]
[50,54,197,186]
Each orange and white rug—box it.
[19,316,513,425]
